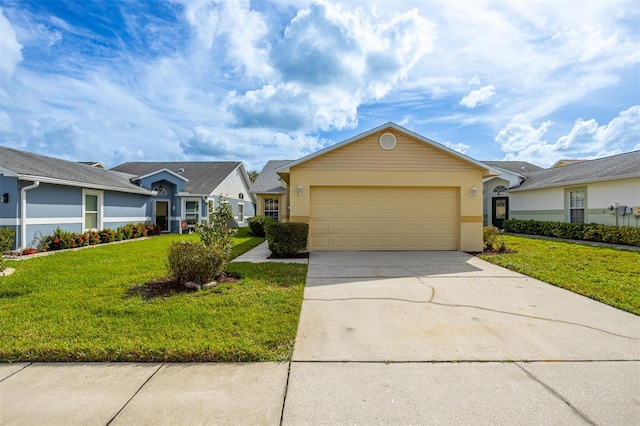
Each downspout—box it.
[20,181,40,249]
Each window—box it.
[493,185,508,194]
[239,193,244,200]
[238,204,244,222]
[185,201,199,225]
[264,198,279,220]
[83,190,102,231]
[569,190,585,223]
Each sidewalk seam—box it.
[279,361,292,426]
[0,362,33,383]
[515,362,597,425]
[105,363,164,426]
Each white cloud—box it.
[460,84,496,109]
[496,106,640,166]
[441,141,470,154]
[0,8,23,81]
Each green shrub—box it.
[167,241,226,284]
[503,219,640,247]
[483,225,508,252]
[99,228,117,244]
[197,196,236,256]
[266,222,308,257]
[247,215,274,238]
[0,227,15,272]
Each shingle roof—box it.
[0,146,152,194]
[510,151,640,192]
[112,161,242,195]
[481,161,544,177]
[249,160,293,194]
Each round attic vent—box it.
[379,132,397,150]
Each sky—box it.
[1,0,639,172]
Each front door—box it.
[155,201,169,232]
[492,197,509,229]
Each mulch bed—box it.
[267,252,309,259]
[128,272,240,301]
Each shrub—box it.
[247,215,274,238]
[483,225,508,252]
[503,219,640,247]
[0,227,15,272]
[99,228,117,244]
[197,196,236,256]
[167,241,226,284]
[266,222,309,257]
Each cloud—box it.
[460,84,496,109]
[496,106,640,166]
[441,141,470,154]
[0,8,23,81]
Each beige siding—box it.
[310,186,458,250]
[295,131,476,172]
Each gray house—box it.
[112,162,256,232]
[0,146,255,250]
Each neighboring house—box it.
[249,160,294,222]
[550,159,586,168]
[0,146,155,250]
[481,161,544,228]
[271,122,499,251]
[111,162,256,232]
[508,151,640,227]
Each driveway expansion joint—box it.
[0,362,32,383]
[105,362,164,425]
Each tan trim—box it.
[289,215,310,222]
[460,216,484,223]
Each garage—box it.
[310,186,458,250]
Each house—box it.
[249,160,294,222]
[507,151,640,227]
[481,161,544,228]
[111,162,256,232]
[0,146,155,250]
[268,122,499,251]
[0,146,256,250]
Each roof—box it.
[111,161,242,195]
[550,159,586,168]
[481,161,544,177]
[0,146,153,194]
[249,160,293,194]
[510,151,640,192]
[276,122,501,178]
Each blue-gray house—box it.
[0,146,255,250]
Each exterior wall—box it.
[103,191,150,225]
[215,167,252,201]
[509,178,640,227]
[227,197,256,226]
[0,175,19,226]
[288,129,484,251]
[138,172,186,192]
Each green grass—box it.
[0,229,307,362]
[480,235,640,315]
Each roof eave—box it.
[509,173,640,192]
[17,175,154,195]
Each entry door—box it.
[155,201,169,232]
[492,197,509,229]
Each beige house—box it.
[252,123,499,252]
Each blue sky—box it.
[1,0,639,171]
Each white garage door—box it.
[310,187,459,250]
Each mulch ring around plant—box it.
[267,252,309,259]
[128,272,240,301]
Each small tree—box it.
[197,195,237,257]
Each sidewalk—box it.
[231,241,308,264]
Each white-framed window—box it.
[184,200,199,225]
[82,189,103,231]
[264,198,279,220]
[238,203,244,223]
[493,185,508,195]
[569,189,585,223]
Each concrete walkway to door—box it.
[283,251,640,425]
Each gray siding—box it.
[104,191,149,218]
[0,176,19,222]
[24,183,81,219]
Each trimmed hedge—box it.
[247,215,275,238]
[265,222,309,257]
[503,219,640,247]
[39,223,161,252]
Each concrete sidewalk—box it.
[1,250,638,425]
[231,241,308,264]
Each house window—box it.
[239,193,244,200]
[264,198,279,220]
[83,190,102,231]
[493,185,508,195]
[569,190,585,223]
[185,201,199,225]
[238,204,244,223]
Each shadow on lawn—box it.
[128,273,240,301]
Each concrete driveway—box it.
[284,250,640,425]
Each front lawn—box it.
[480,235,640,315]
[0,230,307,362]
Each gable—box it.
[293,130,477,173]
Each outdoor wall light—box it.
[297,185,303,196]
[470,186,477,198]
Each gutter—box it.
[20,181,40,249]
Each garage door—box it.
[310,187,458,250]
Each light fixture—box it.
[297,185,303,196]
[470,186,477,198]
